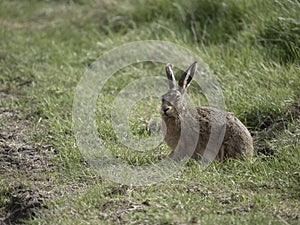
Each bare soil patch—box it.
[0,94,55,224]
[254,96,300,155]
[1,187,45,224]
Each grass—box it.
[0,0,299,224]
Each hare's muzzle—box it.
[161,100,175,117]
[162,106,171,116]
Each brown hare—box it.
[161,62,254,162]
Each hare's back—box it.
[196,107,253,158]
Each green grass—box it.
[0,0,299,224]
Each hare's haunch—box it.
[161,62,254,161]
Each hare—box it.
[161,62,254,161]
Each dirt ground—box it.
[253,96,300,155]
[0,93,56,224]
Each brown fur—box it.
[162,107,253,161]
[161,63,254,161]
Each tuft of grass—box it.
[130,0,246,44]
[258,0,300,64]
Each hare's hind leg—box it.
[217,145,225,162]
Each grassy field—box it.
[0,0,299,224]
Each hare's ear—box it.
[178,61,197,94]
[166,63,176,90]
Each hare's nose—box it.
[163,107,170,114]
